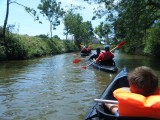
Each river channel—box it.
[0,50,160,120]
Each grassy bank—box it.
[0,33,78,61]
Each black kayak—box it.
[85,67,155,120]
[89,59,118,73]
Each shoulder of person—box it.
[113,87,130,94]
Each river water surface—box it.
[0,50,160,120]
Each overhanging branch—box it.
[148,0,160,9]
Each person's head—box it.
[104,45,110,51]
[96,48,101,54]
[128,66,158,96]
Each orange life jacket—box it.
[113,87,160,119]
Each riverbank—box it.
[0,33,78,61]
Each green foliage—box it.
[0,45,6,60]
[63,40,75,52]
[4,34,29,59]
[35,34,49,39]
[80,21,94,45]
[64,11,83,48]
[91,43,104,50]
[0,24,79,60]
[94,22,112,42]
[0,32,66,60]
[38,0,65,38]
[84,0,160,57]
[144,25,160,57]
[64,11,94,49]
[45,38,63,54]
[113,0,160,56]
[53,35,60,40]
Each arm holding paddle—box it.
[105,103,118,115]
[94,99,118,115]
[82,59,96,69]
[94,99,118,104]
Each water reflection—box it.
[0,51,160,120]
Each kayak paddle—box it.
[94,99,118,104]
[73,58,81,63]
[81,60,95,69]
[110,41,126,52]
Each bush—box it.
[0,26,79,60]
[144,26,160,57]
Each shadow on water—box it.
[114,50,160,72]
[0,51,160,120]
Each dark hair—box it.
[128,66,158,96]
[96,48,101,54]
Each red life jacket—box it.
[97,51,114,61]
[86,48,91,53]
[113,87,160,119]
[81,48,88,53]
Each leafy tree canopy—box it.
[84,0,160,55]
[37,0,65,39]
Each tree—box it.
[64,12,83,48]
[113,0,160,53]
[37,0,65,39]
[64,11,94,49]
[84,0,160,55]
[63,5,85,40]
[80,21,94,45]
[1,0,42,58]
[2,0,10,38]
[63,11,74,40]
[53,35,60,40]
[94,22,112,42]
[1,0,40,38]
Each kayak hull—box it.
[89,59,118,73]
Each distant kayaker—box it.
[105,66,159,118]
[81,45,91,53]
[89,48,101,60]
[86,46,92,53]
[81,45,87,53]
[95,45,114,65]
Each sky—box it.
[0,0,105,39]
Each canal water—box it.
[0,50,160,120]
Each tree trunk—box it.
[50,21,52,40]
[65,34,68,40]
[65,29,69,40]
[2,0,10,58]
[3,0,10,38]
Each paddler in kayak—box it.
[95,45,115,66]
[105,66,160,119]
